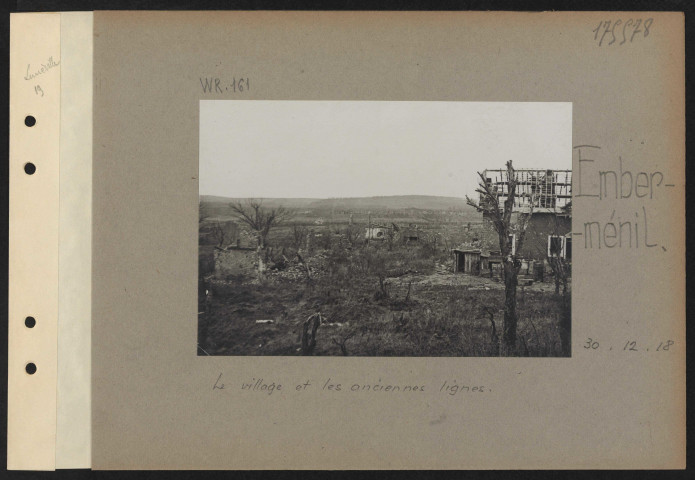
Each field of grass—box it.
[198,236,571,357]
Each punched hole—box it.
[25,316,36,328]
[24,163,36,175]
[25,116,36,127]
[25,363,37,375]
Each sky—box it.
[199,101,571,199]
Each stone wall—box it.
[213,247,257,280]
[199,245,216,277]
[519,214,571,260]
[475,213,571,261]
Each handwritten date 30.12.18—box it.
[584,338,673,352]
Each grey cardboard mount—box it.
[10,10,687,470]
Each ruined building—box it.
[455,168,572,276]
[479,168,572,260]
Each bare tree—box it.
[291,224,309,250]
[544,202,571,356]
[230,199,293,278]
[301,313,322,355]
[384,227,396,251]
[200,201,235,247]
[466,160,535,351]
[420,232,438,257]
[547,248,571,356]
[229,199,293,248]
[332,331,356,356]
[547,248,569,296]
[344,223,362,247]
[210,220,227,248]
[553,201,572,295]
[531,202,571,295]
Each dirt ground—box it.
[391,270,557,292]
[198,269,570,358]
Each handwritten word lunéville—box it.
[24,56,60,81]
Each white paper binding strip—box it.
[56,12,93,469]
[8,13,61,470]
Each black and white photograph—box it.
[198,101,572,357]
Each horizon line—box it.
[199,193,472,200]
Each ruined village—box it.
[198,164,572,357]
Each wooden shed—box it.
[453,248,481,275]
[485,252,503,279]
[480,252,490,272]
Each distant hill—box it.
[201,196,317,209]
[200,195,475,212]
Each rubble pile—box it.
[268,253,329,282]
[434,262,451,275]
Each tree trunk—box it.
[305,233,312,254]
[503,259,518,349]
[301,313,321,355]
[559,290,571,356]
[256,245,266,280]
[554,274,561,295]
